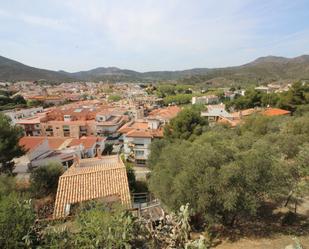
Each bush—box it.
[30,163,64,198]
[108,94,121,102]
[0,193,35,249]
[0,175,16,198]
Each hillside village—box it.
[1,0,309,247]
[0,76,308,248]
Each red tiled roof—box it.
[19,136,45,152]
[68,136,98,149]
[262,108,291,116]
[53,156,131,219]
[47,137,68,150]
[148,106,181,120]
[126,128,163,138]
[118,120,149,134]
[19,136,68,151]
[218,117,241,127]
[231,108,258,118]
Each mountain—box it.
[0,55,73,82]
[67,67,141,81]
[0,54,309,84]
[179,55,309,85]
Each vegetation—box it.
[108,94,122,102]
[0,193,35,249]
[226,81,309,112]
[164,105,208,140]
[149,112,309,228]
[163,93,193,105]
[29,163,64,198]
[1,54,309,84]
[0,90,27,111]
[0,113,25,175]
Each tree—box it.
[0,113,25,175]
[0,193,35,249]
[147,138,170,168]
[12,95,26,105]
[74,203,136,248]
[121,154,137,192]
[163,94,193,105]
[149,115,300,227]
[283,143,309,212]
[108,94,121,102]
[103,143,113,155]
[164,106,208,140]
[30,162,64,198]
[0,175,16,197]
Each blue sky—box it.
[0,0,308,72]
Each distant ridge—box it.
[0,54,309,83]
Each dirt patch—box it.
[215,235,309,249]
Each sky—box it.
[0,0,308,72]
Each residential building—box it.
[17,114,47,136]
[68,136,105,158]
[19,136,106,169]
[26,95,65,105]
[3,107,43,124]
[255,86,270,93]
[95,110,127,138]
[147,105,181,124]
[19,136,78,168]
[192,95,219,105]
[262,108,291,116]
[201,104,233,122]
[119,119,163,165]
[53,155,131,219]
[17,103,127,139]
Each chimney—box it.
[73,154,80,166]
[97,147,102,159]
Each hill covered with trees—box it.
[1,55,309,84]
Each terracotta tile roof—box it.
[262,108,291,116]
[47,137,69,150]
[231,108,259,118]
[148,106,181,121]
[19,136,69,151]
[19,136,45,152]
[95,115,125,126]
[126,128,163,138]
[53,155,131,219]
[16,116,43,124]
[118,120,164,138]
[68,136,98,149]
[217,117,241,127]
[118,120,149,134]
[126,129,153,138]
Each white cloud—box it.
[0,7,73,31]
[0,0,308,71]
[62,0,257,53]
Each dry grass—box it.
[211,199,309,249]
[216,235,309,249]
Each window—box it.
[134,143,144,147]
[63,125,70,137]
[135,150,144,156]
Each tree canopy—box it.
[149,113,309,226]
[0,113,25,175]
[30,162,64,198]
[164,105,208,140]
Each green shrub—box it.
[30,163,64,198]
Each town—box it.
[1,0,309,248]
[1,76,308,248]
